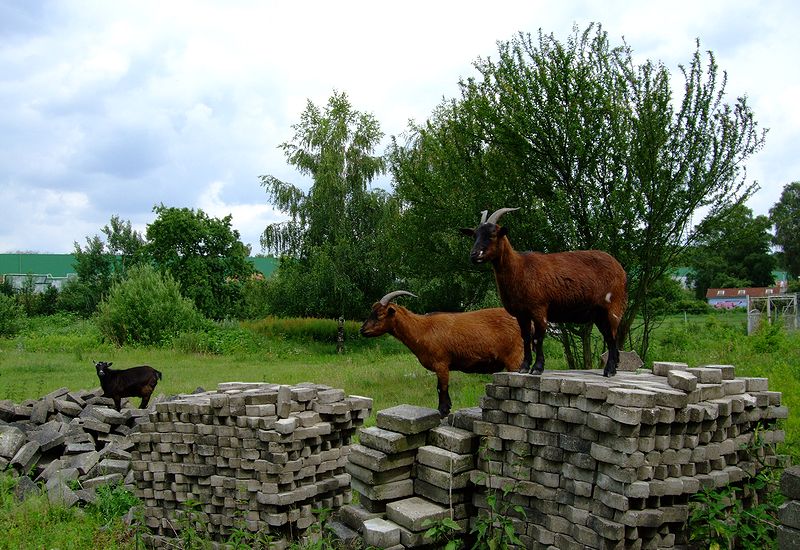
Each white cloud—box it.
[1,0,799,253]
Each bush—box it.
[96,264,203,346]
[0,293,23,337]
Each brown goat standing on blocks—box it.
[360,290,523,417]
[462,208,627,377]
[94,360,162,411]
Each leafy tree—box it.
[61,216,145,316]
[96,263,202,346]
[770,181,800,278]
[389,25,765,366]
[260,91,398,319]
[146,205,254,320]
[687,203,776,298]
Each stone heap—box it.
[779,466,800,549]
[129,382,372,547]
[0,386,148,505]
[472,364,788,549]
[342,405,480,548]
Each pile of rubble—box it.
[129,381,372,548]
[0,386,149,505]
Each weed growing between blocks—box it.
[687,422,786,549]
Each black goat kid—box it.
[94,361,162,411]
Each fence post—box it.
[337,316,345,354]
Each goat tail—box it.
[155,369,163,380]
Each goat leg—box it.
[517,316,533,374]
[436,372,451,417]
[530,319,546,374]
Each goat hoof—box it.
[603,368,617,378]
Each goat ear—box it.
[459,228,475,237]
[387,306,396,317]
[498,226,508,238]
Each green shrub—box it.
[0,293,24,337]
[96,264,203,346]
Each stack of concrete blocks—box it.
[0,386,148,506]
[129,382,372,547]
[471,363,787,550]
[342,404,480,548]
[779,466,800,549]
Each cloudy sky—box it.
[1,1,798,254]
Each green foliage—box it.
[146,205,254,320]
[423,517,464,550]
[0,470,136,549]
[260,91,400,320]
[0,293,24,337]
[65,217,147,317]
[688,424,784,549]
[86,483,140,527]
[96,263,203,346]
[389,24,765,366]
[688,203,777,298]
[770,181,800,278]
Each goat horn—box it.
[379,290,418,306]
[486,207,519,225]
[479,210,488,224]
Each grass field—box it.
[1,311,798,449]
[0,310,798,548]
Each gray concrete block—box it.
[416,445,473,474]
[376,404,441,435]
[358,426,427,454]
[350,477,414,502]
[781,466,800,500]
[0,425,27,459]
[10,440,41,473]
[607,388,656,408]
[666,370,697,392]
[363,517,401,548]
[348,444,415,472]
[652,361,688,377]
[386,496,447,532]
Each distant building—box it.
[0,253,278,293]
[706,285,785,309]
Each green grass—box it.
[0,475,137,550]
[0,310,798,548]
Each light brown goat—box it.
[360,291,523,417]
[462,208,627,377]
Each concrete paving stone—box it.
[413,478,469,506]
[652,361,688,377]
[345,461,411,485]
[13,475,41,501]
[350,477,414,503]
[607,388,656,408]
[376,404,441,435]
[666,370,697,392]
[778,525,800,550]
[358,426,427,454]
[363,517,401,548]
[69,450,100,475]
[426,425,477,454]
[0,425,27,459]
[743,377,769,391]
[90,406,128,425]
[699,364,736,380]
[54,399,84,417]
[416,445,474,474]
[82,473,124,489]
[317,389,346,404]
[11,440,41,473]
[386,496,448,532]
[687,367,723,384]
[416,464,472,490]
[781,466,800,500]
[348,444,415,472]
[46,480,79,507]
[337,503,383,532]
